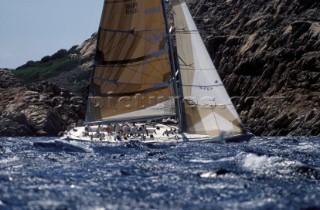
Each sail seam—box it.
[96,57,169,67]
[179,68,221,71]
[104,0,136,4]
[86,114,176,125]
[97,49,167,65]
[176,30,198,33]
[93,77,170,86]
[180,84,223,87]
[91,85,170,97]
[99,27,152,34]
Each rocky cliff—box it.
[0,71,86,136]
[187,0,320,136]
[1,0,319,136]
[0,34,96,136]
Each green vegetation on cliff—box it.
[13,58,80,82]
[13,48,81,83]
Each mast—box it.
[161,0,185,132]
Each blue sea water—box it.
[0,136,320,210]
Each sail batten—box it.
[85,0,176,124]
[96,49,168,65]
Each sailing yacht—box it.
[64,0,253,143]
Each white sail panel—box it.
[172,0,245,136]
[86,88,175,123]
[87,99,175,123]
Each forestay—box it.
[85,0,176,124]
[172,0,245,136]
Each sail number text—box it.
[126,2,138,14]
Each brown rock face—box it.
[0,81,85,136]
[0,69,22,88]
[187,0,320,136]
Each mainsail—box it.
[85,0,176,124]
[172,0,245,136]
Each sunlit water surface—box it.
[0,136,320,210]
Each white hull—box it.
[61,123,253,144]
[62,123,220,144]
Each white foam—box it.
[0,156,19,165]
[296,142,318,152]
[242,153,274,170]
[242,153,305,177]
[200,183,243,190]
[190,159,214,163]
[27,200,65,208]
[200,172,217,178]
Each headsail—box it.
[85,0,176,124]
[172,0,245,136]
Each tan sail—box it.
[85,0,176,123]
[172,0,245,136]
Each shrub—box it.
[51,49,67,60]
[13,58,80,83]
[40,56,51,63]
